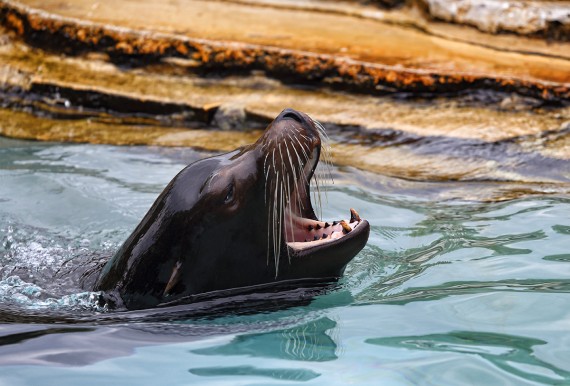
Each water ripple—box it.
[0,139,569,385]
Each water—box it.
[1,136,569,385]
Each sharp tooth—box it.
[340,220,351,234]
[332,221,338,226]
[324,222,330,228]
[313,235,319,241]
[350,208,361,222]
[308,225,313,231]
[315,223,322,230]
[322,233,328,239]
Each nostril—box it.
[282,111,303,124]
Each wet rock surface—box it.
[213,103,248,131]
[1,0,569,96]
[0,0,568,197]
[419,0,570,41]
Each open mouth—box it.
[285,208,365,251]
[282,133,366,254]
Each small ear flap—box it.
[164,260,183,296]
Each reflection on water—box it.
[189,365,321,382]
[0,137,570,385]
[367,331,570,384]
[193,317,338,362]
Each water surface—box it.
[1,137,569,385]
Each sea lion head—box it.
[94,108,370,309]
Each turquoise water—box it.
[1,137,570,385]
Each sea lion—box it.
[94,108,370,310]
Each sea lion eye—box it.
[224,183,234,203]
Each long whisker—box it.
[277,143,291,264]
[313,119,334,186]
[310,118,334,209]
[292,135,310,164]
[284,137,302,213]
[278,175,286,276]
[272,148,280,271]
[285,172,293,263]
[266,176,274,266]
[312,168,323,220]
